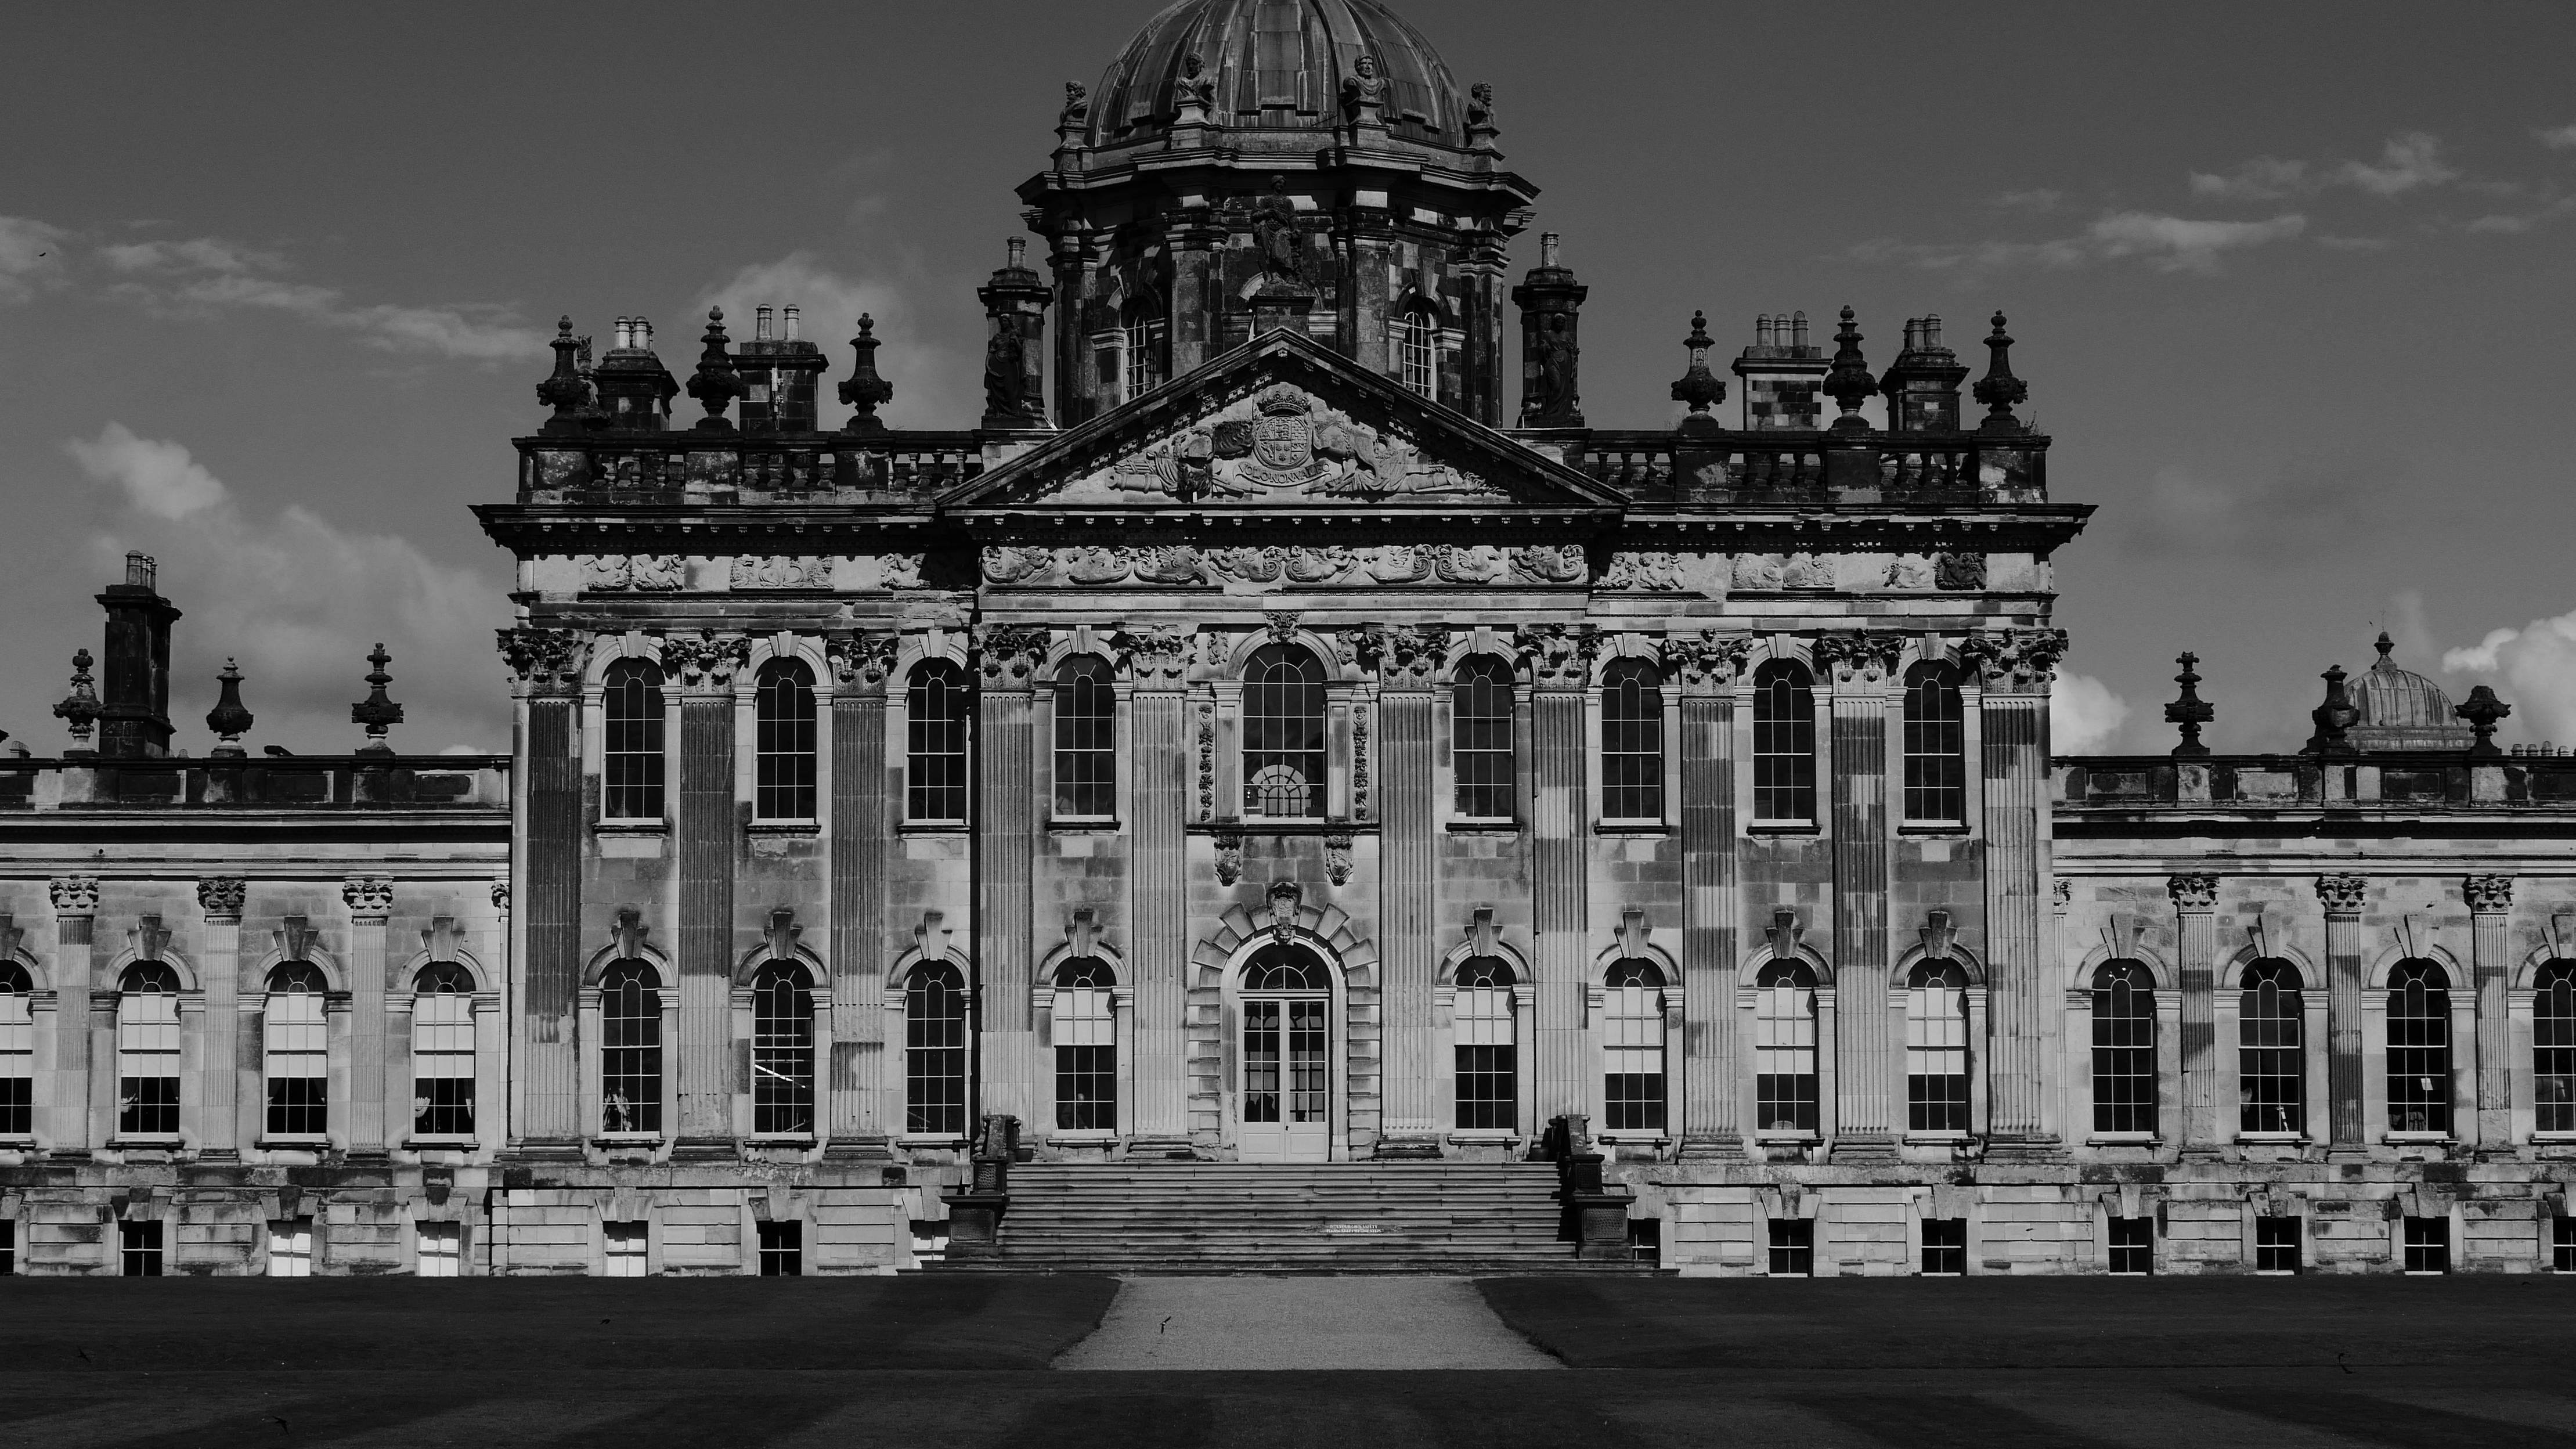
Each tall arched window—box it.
[1243,643,1326,819]
[908,661,972,824]
[1906,959,1970,1133]
[262,961,327,1138]
[1602,958,1666,1132]
[1601,659,1665,822]
[2239,957,2304,1134]
[1455,955,1517,1131]
[601,959,662,1135]
[1052,956,1115,1131]
[1397,307,1435,397]
[1902,660,1966,825]
[411,962,475,1137]
[1755,958,1820,1134]
[2387,958,2451,1134]
[2091,959,2158,1134]
[602,658,666,821]
[1121,296,1166,401]
[751,959,815,1136]
[1053,655,1116,820]
[2536,960,2576,1134]
[754,658,817,821]
[1752,660,1817,824]
[0,961,32,1137]
[906,961,969,1136]
[1452,655,1516,821]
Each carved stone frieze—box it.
[1662,631,1751,691]
[1352,712,1371,819]
[583,554,685,592]
[1600,551,1680,591]
[983,546,1049,585]
[1782,552,1833,590]
[1363,545,1431,583]
[1935,551,1987,592]
[1508,544,1586,584]
[730,555,831,590]
[1960,627,2068,694]
[662,632,751,694]
[1891,553,1936,590]
[1066,382,1506,503]
[496,628,591,697]
[1196,704,1217,821]
[1433,544,1507,585]
[879,554,925,590]
[1810,631,1904,682]
[1730,552,1838,591]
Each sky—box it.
[3,1,2573,758]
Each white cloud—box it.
[2191,132,2455,201]
[2087,211,2307,273]
[2052,673,2131,754]
[0,215,68,302]
[2191,156,2308,201]
[2444,612,2576,744]
[60,423,508,753]
[2333,132,2456,196]
[97,237,278,274]
[2538,124,2576,151]
[693,251,966,428]
[1992,189,2065,214]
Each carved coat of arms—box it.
[1239,385,1326,488]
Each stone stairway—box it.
[920,1161,1658,1275]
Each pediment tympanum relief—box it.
[1054,383,1506,504]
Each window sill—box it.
[1594,823,1669,837]
[1446,1129,1522,1142]
[2383,1133,2454,1145]
[259,1136,329,1149]
[746,821,820,837]
[1756,1133,1821,1145]
[2085,1134,2161,1147]
[110,1137,184,1151]
[406,1135,478,1149]
[1047,1130,1119,1142]
[1048,818,1121,832]
[1596,1133,1671,1146]
[1446,820,1521,835]
[594,1132,665,1147]
[1897,823,1969,835]
[1904,1133,1971,1145]
[2532,1132,2576,1142]
[899,821,969,835]
[1747,821,1819,835]
[897,1134,968,1147]
[2236,1132,2307,1143]
[596,820,668,835]
[746,1133,816,1147]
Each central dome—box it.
[1087,0,1471,149]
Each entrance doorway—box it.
[1239,945,1331,1162]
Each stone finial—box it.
[1821,305,1874,432]
[1972,311,2029,433]
[2164,651,2213,758]
[836,313,894,435]
[206,658,254,757]
[2456,684,2510,758]
[1669,309,1726,434]
[52,648,100,755]
[686,308,742,431]
[2301,664,2359,756]
[350,643,404,753]
[536,315,593,433]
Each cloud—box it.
[2191,156,2308,201]
[97,237,280,275]
[2086,211,2307,273]
[2333,132,2456,196]
[2052,673,2131,754]
[59,423,508,752]
[2460,195,2576,235]
[1992,189,2065,215]
[2190,132,2456,201]
[694,252,968,427]
[2314,233,2393,251]
[2444,611,2576,745]
[2118,461,2390,560]
[0,215,68,302]
[2539,124,2576,151]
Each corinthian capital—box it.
[48,875,99,917]
[2166,873,2219,911]
[197,877,247,920]
[342,877,395,921]
[662,631,751,695]
[1660,632,1751,693]
[1340,625,1450,688]
[974,624,1052,690]
[2464,874,2513,914]
[1961,627,2069,695]
[496,628,591,696]
[1114,625,1194,686]
[825,632,898,693]
[1513,623,1596,690]
[2315,873,2369,917]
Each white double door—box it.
[1239,994,1330,1163]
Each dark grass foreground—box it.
[1475,1273,2576,1374]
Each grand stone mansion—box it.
[3,0,2571,1278]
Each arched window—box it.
[1906,959,1970,1133]
[1053,655,1116,820]
[1752,660,1816,824]
[1121,295,1166,401]
[907,661,972,824]
[602,658,666,821]
[261,961,327,1138]
[2239,958,2304,1134]
[1243,644,1326,819]
[1052,956,1115,1131]
[1243,945,1328,992]
[1452,655,1516,821]
[1397,307,1435,398]
[906,961,969,1136]
[600,959,662,1135]
[2091,959,2158,1134]
[1455,955,1517,1131]
[412,963,475,1137]
[1601,659,1665,822]
[2387,958,2451,1134]
[2537,960,2576,1134]
[1902,660,1966,825]
[754,658,817,821]
[1603,958,1666,1132]
[0,960,32,1138]
[751,959,814,1136]
[1754,958,1819,1135]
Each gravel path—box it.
[1052,1276,1564,1371]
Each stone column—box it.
[1672,634,1748,1159]
[1518,627,1593,1123]
[2170,874,2220,1155]
[1820,636,1896,1159]
[497,628,591,1144]
[975,626,1049,1125]
[1122,628,1195,1152]
[826,635,895,1151]
[2466,874,2514,1156]
[46,876,98,1152]
[342,877,393,1154]
[1364,627,1445,1149]
[195,878,245,1157]
[1971,629,2065,1156]
[668,634,748,1144]
[2318,872,2369,1158]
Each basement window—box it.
[2255,1216,2301,1275]
[1920,1217,1967,1277]
[759,1220,803,1277]
[2108,1216,2153,1276]
[2402,1216,2449,1275]
[268,1217,313,1277]
[120,1219,163,1277]
[1767,1219,1813,1277]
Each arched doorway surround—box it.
[1189,893,1380,1161]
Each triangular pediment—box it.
[940,330,1625,516]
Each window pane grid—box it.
[1601,661,1664,821]
[1902,664,1966,823]
[2239,961,2304,1134]
[1124,319,1165,399]
[1768,1219,1813,1276]
[1754,965,1819,1134]
[601,962,662,1134]
[2255,1215,2301,1273]
[2092,961,2158,1134]
[907,965,969,1136]
[118,963,183,1137]
[264,966,328,1138]
[1752,664,1816,823]
[2108,1216,2153,1275]
[1244,646,1325,819]
[1906,968,1970,1133]
[752,963,814,1136]
[1053,658,1116,819]
[1603,971,1665,1131]
[2387,960,2451,1133]
[602,662,666,820]
[1398,313,1434,397]
[755,662,817,820]
[2538,963,2576,1134]
[1921,1217,1967,1276]
[0,969,31,1137]
[411,976,475,1137]
[2403,1216,2449,1273]
[1053,982,1115,1131]
[1452,657,1514,820]
[908,664,972,823]
[605,1220,650,1277]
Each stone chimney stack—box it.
[1510,232,1586,428]
[96,552,180,759]
[591,314,679,430]
[1731,312,1828,430]
[1878,313,1970,432]
[737,301,832,433]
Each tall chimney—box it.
[96,552,180,758]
